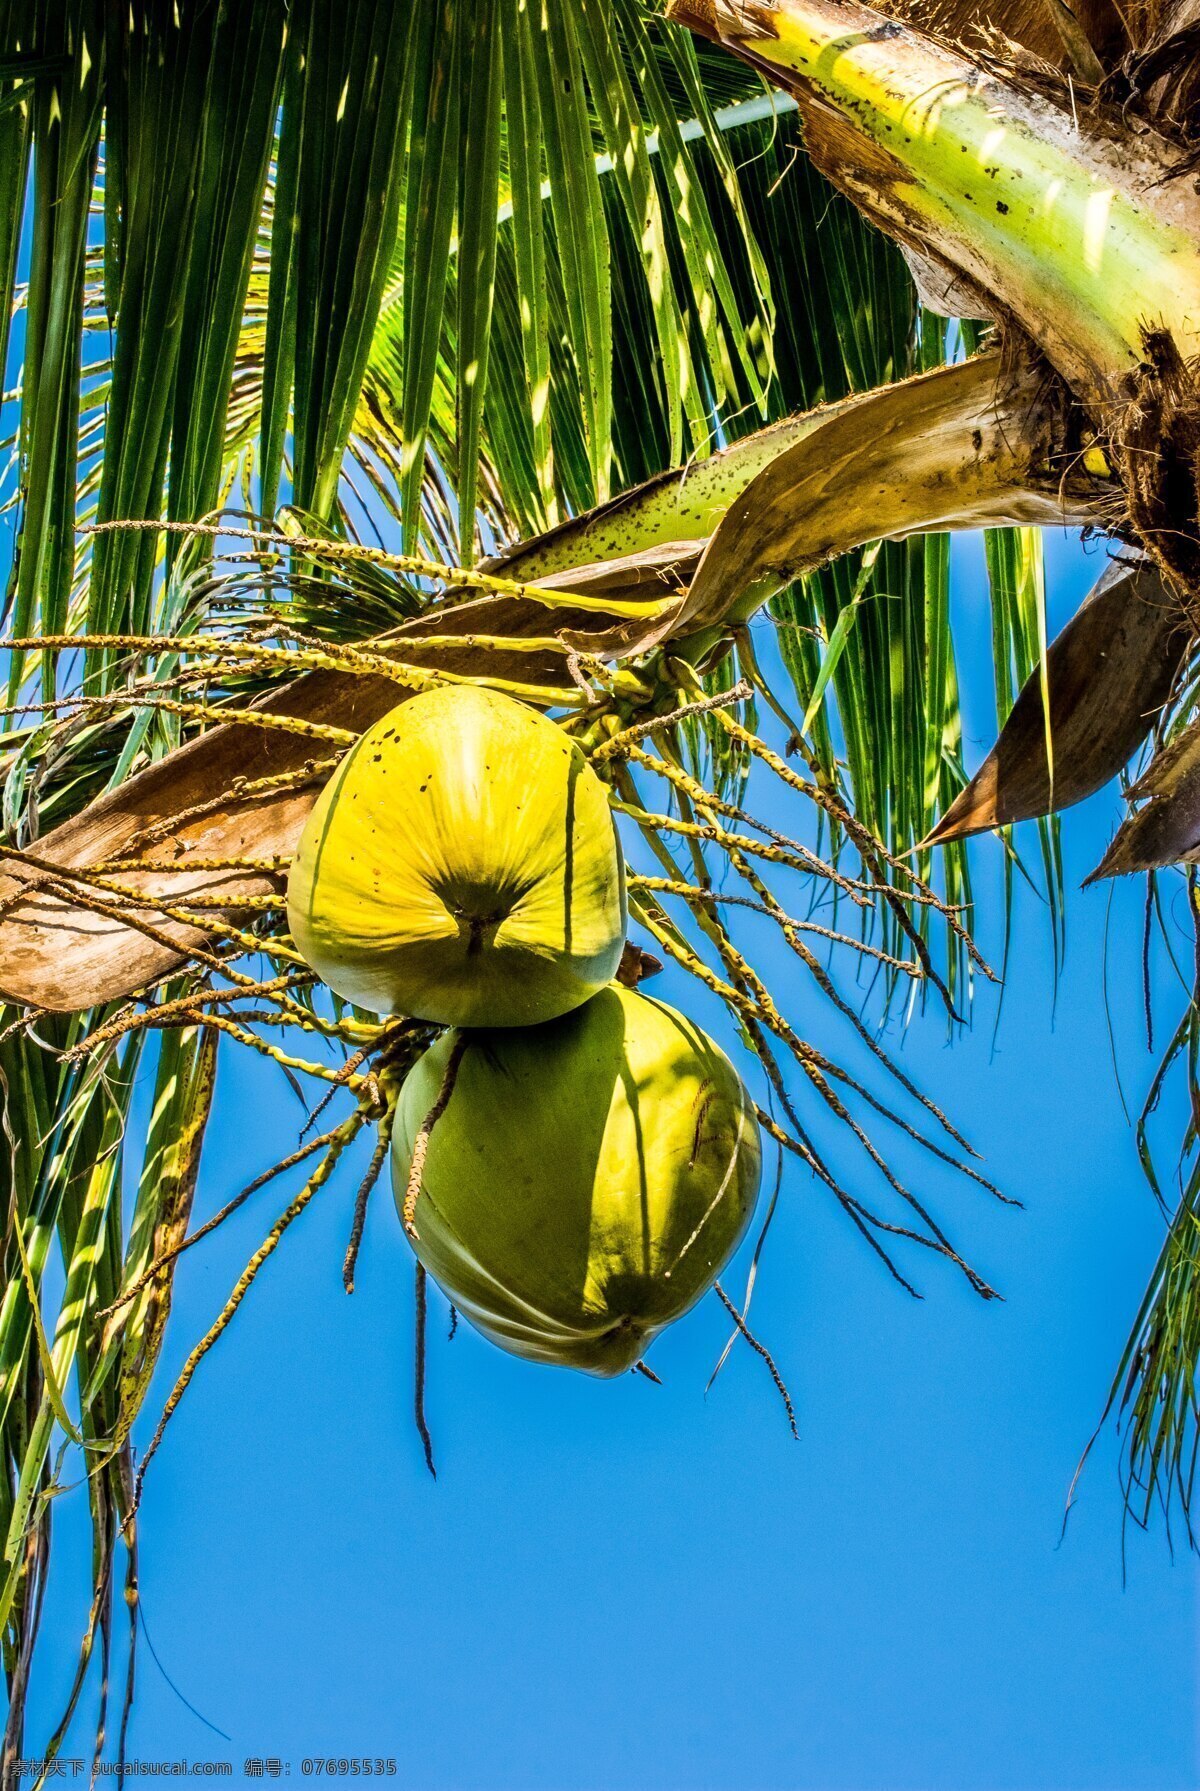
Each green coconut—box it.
[391,983,761,1376]
[287,685,626,1027]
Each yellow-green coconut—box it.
[287,686,626,1027]
[392,984,761,1375]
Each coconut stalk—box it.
[667,0,1200,397]
[667,0,1200,590]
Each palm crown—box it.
[2,0,1200,1768]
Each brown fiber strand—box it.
[95,1125,347,1331]
[414,1264,436,1479]
[343,1104,397,1294]
[126,1113,364,1527]
[713,1282,798,1439]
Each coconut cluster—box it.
[288,685,761,1376]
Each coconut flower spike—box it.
[125,1104,371,1531]
[400,1036,469,1242]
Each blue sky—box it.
[18,525,1199,1787]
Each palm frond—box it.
[1079,872,1200,1548]
[5,1,102,702]
[0,0,1150,1758]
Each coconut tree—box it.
[2,0,1199,1766]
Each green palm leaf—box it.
[0,1,1138,1763]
